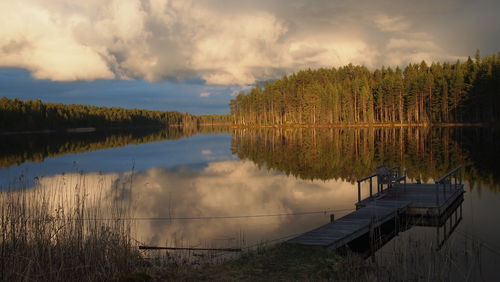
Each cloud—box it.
[201,149,212,155]
[1,0,498,85]
[373,15,411,33]
[199,92,211,98]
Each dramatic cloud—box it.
[1,0,499,85]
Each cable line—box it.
[66,208,355,221]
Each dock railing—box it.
[434,166,462,206]
[435,166,463,191]
[356,166,406,204]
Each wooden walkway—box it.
[288,200,410,250]
[288,167,465,251]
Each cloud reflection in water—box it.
[31,160,359,247]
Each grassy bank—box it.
[157,244,375,281]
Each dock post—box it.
[443,218,447,237]
[395,210,399,232]
[369,216,374,258]
[436,184,439,206]
[330,214,335,223]
[436,225,440,250]
[404,169,407,190]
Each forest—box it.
[0,97,231,131]
[230,50,500,125]
[0,97,198,131]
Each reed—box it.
[0,173,143,281]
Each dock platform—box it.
[288,166,465,251]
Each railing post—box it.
[357,181,361,203]
[369,177,373,198]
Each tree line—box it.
[197,114,232,125]
[0,97,230,131]
[230,50,500,125]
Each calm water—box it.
[1,126,499,279]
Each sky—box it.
[1,0,499,114]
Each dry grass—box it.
[0,173,144,281]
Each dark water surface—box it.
[1,126,499,279]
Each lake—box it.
[1,126,499,279]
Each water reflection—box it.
[0,130,233,188]
[231,127,500,191]
[2,126,499,192]
[24,160,358,247]
[0,126,229,168]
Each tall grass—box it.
[0,173,143,281]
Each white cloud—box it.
[0,0,497,85]
[199,92,211,98]
[201,149,212,155]
[0,1,115,81]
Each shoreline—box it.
[1,122,495,135]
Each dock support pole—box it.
[330,214,335,223]
[436,226,440,250]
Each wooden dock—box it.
[288,166,465,252]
